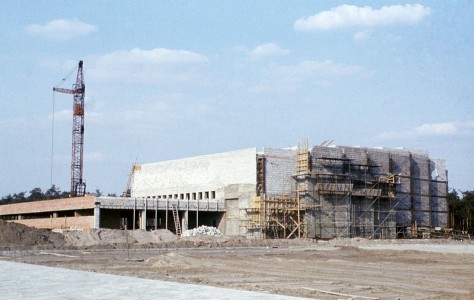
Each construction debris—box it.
[182,226,221,237]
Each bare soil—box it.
[1,221,473,299]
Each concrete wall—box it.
[131,149,258,236]
[0,196,96,215]
[223,184,256,235]
[132,148,257,199]
[308,145,447,238]
[262,147,297,196]
[96,197,225,212]
[9,216,94,230]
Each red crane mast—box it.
[53,61,86,197]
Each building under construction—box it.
[0,143,448,239]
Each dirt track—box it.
[1,221,473,299]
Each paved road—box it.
[0,260,308,300]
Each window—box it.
[205,192,209,199]
[198,192,202,200]
[192,193,196,200]
[180,194,184,200]
[186,193,190,200]
[211,191,216,199]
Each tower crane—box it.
[53,61,86,197]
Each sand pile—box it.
[0,220,65,249]
[61,228,178,248]
[145,252,195,268]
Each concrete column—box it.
[165,199,168,230]
[94,203,101,229]
[182,210,188,231]
[140,210,147,230]
[133,198,136,230]
[155,199,158,230]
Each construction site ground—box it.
[1,221,473,299]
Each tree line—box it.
[447,190,474,235]
[0,185,113,204]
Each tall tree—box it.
[45,185,61,199]
[28,187,44,201]
[447,189,474,234]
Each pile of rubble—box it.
[182,226,221,237]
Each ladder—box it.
[272,223,279,239]
[172,204,181,236]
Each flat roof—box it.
[0,195,96,215]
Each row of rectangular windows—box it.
[145,191,216,200]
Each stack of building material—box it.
[182,226,222,237]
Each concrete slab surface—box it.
[0,260,308,300]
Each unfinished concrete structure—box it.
[0,143,448,239]
[129,144,448,239]
[296,145,448,239]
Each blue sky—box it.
[0,1,472,196]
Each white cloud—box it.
[414,122,458,135]
[279,60,365,77]
[252,60,367,94]
[249,43,289,59]
[379,121,474,139]
[26,19,97,40]
[294,4,431,31]
[88,48,209,85]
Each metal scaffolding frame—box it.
[308,155,399,239]
[239,143,448,240]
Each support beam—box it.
[94,203,101,229]
[140,209,147,229]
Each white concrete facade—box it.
[132,148,257,200]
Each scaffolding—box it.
[308,154,399,239]
[122,165,141,197]
[240,194,306,239]
[242,142,447,240]
[297,139,310,175]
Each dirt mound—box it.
[61,228,178,248]
[0,220,65,249]
[145,252,195,268]
[132,229,177,243]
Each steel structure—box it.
[122,165,141,197]
[53,61,86,197]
